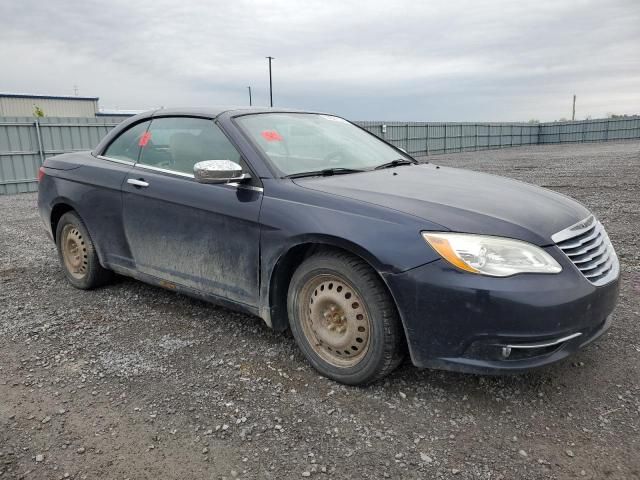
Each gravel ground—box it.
[1,140,639,480]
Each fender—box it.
[259,233,418,331]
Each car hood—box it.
[292,163,591,246]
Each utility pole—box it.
[572,94,576,121]
[266,56,275,107]
[247,86,252,106]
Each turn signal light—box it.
[423,233,480,273]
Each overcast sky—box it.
[1,0,639,121]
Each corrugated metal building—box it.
[0,93,99,117]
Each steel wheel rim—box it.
[298,274,371,368]
[61,225,88,279]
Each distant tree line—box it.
[545,113,639,123]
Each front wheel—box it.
[287,250,404,385]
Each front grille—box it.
[552,215,619,286]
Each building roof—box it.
[96,109,146,117]
[0,92,99,101]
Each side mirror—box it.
[193,160,249,184]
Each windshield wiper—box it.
[374,158,417,170]
[285,168,366,179]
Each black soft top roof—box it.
[92,106,328,156]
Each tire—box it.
[55,211,113,289]
[287,250,404,385]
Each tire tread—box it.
[331,250,404,383]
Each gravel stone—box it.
[1,140,639,479]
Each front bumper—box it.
[384,253,620,374]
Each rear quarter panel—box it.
[39,152,134,268]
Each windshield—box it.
[235,113,413,176]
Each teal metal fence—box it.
[0,116,122,194]
[538,117,640,144]
[1,115,639,194]
[357,121,540,156]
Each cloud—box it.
[1,0,638,120]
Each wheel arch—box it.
[50,201,76,241]
[49,200,108,267]
[266,236,400,333]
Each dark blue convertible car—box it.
[37,107,620,384]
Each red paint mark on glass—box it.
[139,131,152,147]
[261,130,283,142]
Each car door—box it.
[121,116,263,307]
[86,119,151,269]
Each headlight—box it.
[422,232,562,277]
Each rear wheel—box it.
[287,250,404,385]
[55,211,113,289]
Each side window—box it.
[103,121,151,162]
[138,117,243,175]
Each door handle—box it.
[127,178,149,188]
